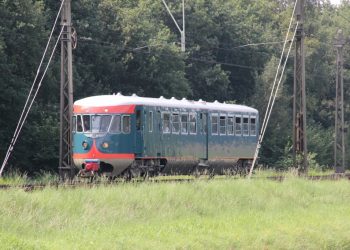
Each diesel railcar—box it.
[72,93,259,178]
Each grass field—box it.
[1,177,350,249]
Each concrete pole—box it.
[334,29,346,174]
[293,0,308,175]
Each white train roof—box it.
[74,93,258,113]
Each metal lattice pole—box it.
[293,0,308,175]
[334,29,346,174]
[59,0,74,179]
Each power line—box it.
[78,36,264,70]
[248,0,299,178]
[79,37,173,52]
[188,57,263,70]
[220,40,293,50]
[122,44,261,70]
[0,0,66,177]
[0,26,64,177]
[78,35,291,54]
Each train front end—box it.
[72,96,135,177]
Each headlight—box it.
[82,141,88,149]
[102,142,109,149]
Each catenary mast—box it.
[59,0,74,179]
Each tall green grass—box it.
[0,178,350,249]
[0,171,59,186]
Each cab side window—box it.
[72,116,76,133]
[109,115,121,133]
[77,115,83,132]
[122,115,131,134]
[83,115,91,132]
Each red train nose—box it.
[85,162,100,172]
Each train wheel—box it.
[143,170,149,181]
[192,166,201,178]
[208,167,215,179]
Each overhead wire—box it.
[0,1,66,177]
[78,36,284,70]
[188,57,263,70]
[220,40,292,50]
[248,0,299,178]
[79,35,291,54]
[130,47,261,70]
[260,24,298,142]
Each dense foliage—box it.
[0,0,349,174]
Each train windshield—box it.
[91,115,112,133]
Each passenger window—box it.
[72,116,76,133]
[211,115,218,135]
[235,116,242,136]
[77,115,83,132]
[162,113,171,133]
[122,116,131,134]
[136,110,142,131]
[83,115,91,132]
[172,113,180,133]
[148,112,153,132]
[227,116,234,135]
[181,113,188,134]
[110,115,121,133]
[220,115,226,135]
[243,117,249,136]
[250,117,256,136]
[189,113,196,134]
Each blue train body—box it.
[72,94,259,177]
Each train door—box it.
[198,112,209,159]
[135,106,143,156]
[156,109,163,157]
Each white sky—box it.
[330,0,341,5]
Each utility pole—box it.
[334,29,346,174]
[59,0,74,179]
[162,0,185,52]
[293,0,308,175]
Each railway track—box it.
[0,177,196,191]
[0,173,349,191]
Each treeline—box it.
[0,0,349,174]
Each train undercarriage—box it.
[77,158,252,181]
